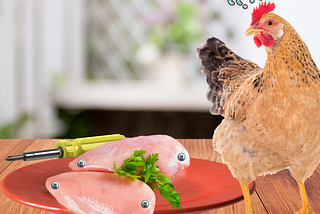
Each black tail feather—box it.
[197,37,261,118]
[197,37,240,115]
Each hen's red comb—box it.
[251,1,275,25]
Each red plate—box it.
[1,157,254,214]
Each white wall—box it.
[0,1,15,124]
[0,0,78,138]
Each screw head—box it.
[177,153,186,161]
[51,181,59,190]
[141,200,149,208]
[77,159,86,168]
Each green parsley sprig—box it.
[113,150,181,209]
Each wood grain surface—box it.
[0,139,319,214]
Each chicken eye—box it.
[141,200,149,208]
[51,181,60,190]
[77,159,86,168]
[267,21,273,26]
[177,153,186,161]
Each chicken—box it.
[69,135,190,177]
[196,2,320,214]
[46,172,155,214]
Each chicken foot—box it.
[240,184,255,214]
[295,182,315,214]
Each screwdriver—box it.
[5,134,125,161]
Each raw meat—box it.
[69,135,190,177]
[46,172,155,214]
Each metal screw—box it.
[177,153,186,161]
[77,159,86,168]
[141,200,149,208]
[51,181,59,190]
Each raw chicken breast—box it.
[69,135,190,177]
[46,172,155,214]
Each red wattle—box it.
[253,35,262,48]
[260,32,274,47]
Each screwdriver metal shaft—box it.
[5,149,62,161]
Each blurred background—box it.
[0,0,319,139]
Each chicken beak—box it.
[245,27,264,36]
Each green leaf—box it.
[154,172,171,184]
[113,161,119,176]
[118,170,141,180]
[113,149,181,209]
[133,149,146,158]
[145,153,159,165]
[158,183,182,209]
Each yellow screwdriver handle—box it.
[54,134,125,158]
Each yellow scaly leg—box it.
[240,184,255,214]
[295,182,315,214]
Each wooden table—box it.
[1,139,320,214]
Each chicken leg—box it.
[295,181,315,214]
[240,184,255,214]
